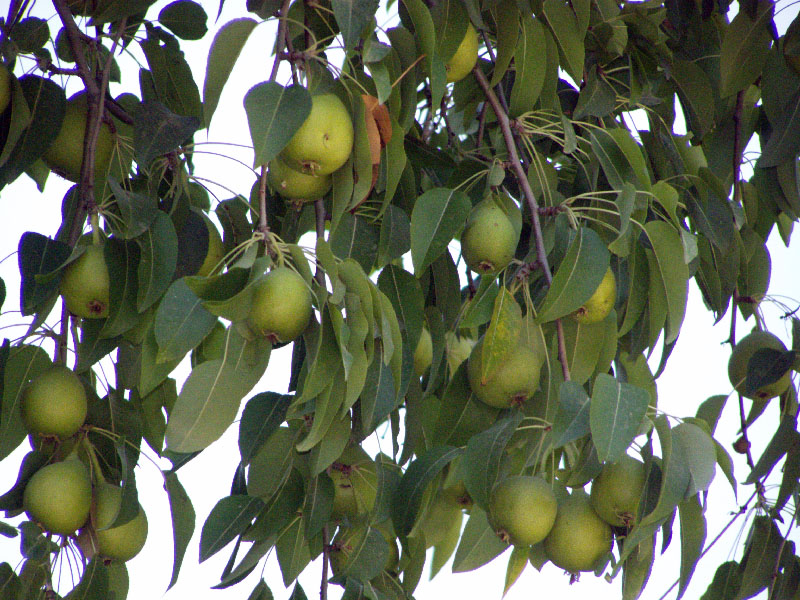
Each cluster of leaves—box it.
[0,0,800,599]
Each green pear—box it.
[489,476,557,546]
[572,267,616,324]
[590,454,646,527]
[728,330,792,400]
[467,335,542,409]
[23,459,92,535]
[22,365,87,440]
[92,483,148,561]
[544,492,612,573]
[60,244,110,319]
[461,199,519,275]
[246,266,312,343]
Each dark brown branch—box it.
[472,66,571,381]
[320,525,330,600]
[257,166,270,236]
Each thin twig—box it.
[472,66,571,381]
[321,525,330,600]
[314,198,326,287]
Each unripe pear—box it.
[92,483,148,561]
[329,446,377,520]
[22,365,87,439]
[467,335,542,409]
[572,267,616,324]
[544,492,612,573]
[281,94,354,175]
[728,330,792,400]
[489,476,557,546]
[418,492,464,548]
[461,199,518,275]
[196,213,225,277]
[445,23,479,83]
[60,244,110,319]
[413,328,433,376]
[590,454,646,527]
[246,266,312,343]
[43,93,115,182]
[268,157,332,201]
[23,459,92,535]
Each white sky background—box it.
[0,1,799,599]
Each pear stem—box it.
[471,66,571,382]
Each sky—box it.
[0,1,799,599]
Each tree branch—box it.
[472,66,571,381]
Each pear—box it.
[590,454,646,527]
[728,330,792,400]
[544,492,612,573]
[489,476,557,546]
[461,199,519,275]
[572,267,616,324]
[467,335,542,409]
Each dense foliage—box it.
[0,0,799,599]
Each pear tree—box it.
[0,1,800,599]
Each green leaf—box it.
[489,0,519,87]
[302,473,333,539]
[644,221,689,345]
[590,128,651,191]
[238,392,291,465]
[136,212,178,312]
[760,88,800,167]
[452,508,509,572]
[589,374,649,464]
[640,417,691,527]
[0,345,51,461]
[332,0,379,53]
[621,533,655,600]
[677,495,706,599]
[536,227,609,323]
[745,416,798,485]
[203,18,258,128]
[670,59,715,141]
[159,0,208,40]
[63,558,108,600]
[542,0,584,83]
[701,562,741,600]
[276,516,311,586]
[509,15,547,117]
[141,37,203,120]
[18,232,70,317]
[574,65,616,120]
[719,0,773,98]
[463,412,524,511]
[459,275,499,329]
[155,279,217,364]
[134,100,200,167]
[736,516,784,600]
[163,471,195,590]
[551,381,591,448]
[244,82,311,167]
[410,187,471,276]
[745,348,794,398]
[200,495,264,562]
[330,212,379,273]
[359,353,397,434]
[165,328,270,452]
[391,445,462,536]
[479,287,522,384]
[247,580,273,600]
[9,17,49,53]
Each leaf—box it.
[332,0,379,53]
[377,265,425,353]
[460,275,500,329]
[164,471,195,590]
[590,128,651,191]
[63,558,108,600]
[391,445,462,536]
[745,416,799,484]
[536,227,609,323]
[504,546,529,596]
[247,580,273,600]
[719,0,773,98]
[159,0,208,40]
[202,18,258,127]
[760,87,800,167]
[135,212,178,312]
[509,15,547,117]
[745,348,795,398]
[590,374,649,464]
[165,328,270,452]
[302,473,333,539]
[677,496,706,599]
[155,279,218,363]
[622,533,655,600]
[330,212,379,273]
[644,221,689,345]
[551,381,591,448]
[141,37,203,120]
[452,508,509,572]
[276,516,311,586]
[410,187,471,276]
[463,412,524,511]
[736,516,784,600]
[640,417,692,527]
[669,59,715,141]
[134,101,200,168]
[238,392,292,465]
[480,287,522,384]
[200,495,264,562]
[542,0,584,83]
[672,422,716,496]
[18,232,70,317]
[0,345,51,461]
[244,82,311,167]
